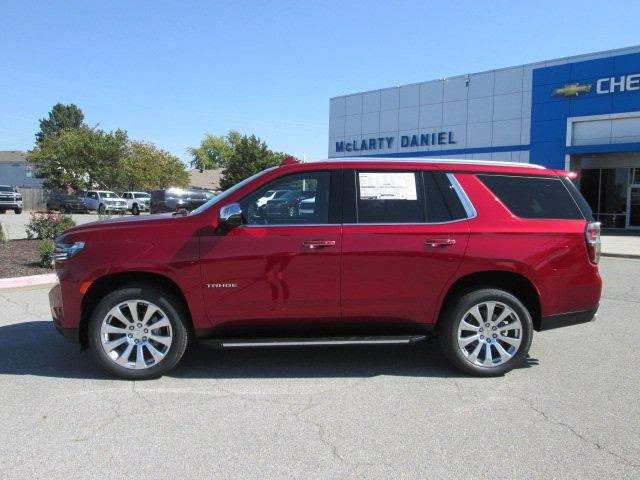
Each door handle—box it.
[303,240,336,249]
[424,238,456,248]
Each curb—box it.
[0,273,57,290]
[601,252,640,260]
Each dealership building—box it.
[328,46,640,229]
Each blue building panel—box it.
[530,51,640,167]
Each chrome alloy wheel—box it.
[457,301,522,368]
[99,300,173,369]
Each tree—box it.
[188,130,242,171]
[220,134,286,190]
[28,126,129,191]
[35,103,85,143]
[120,141,189,191]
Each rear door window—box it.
[478,174,583,220]
[355,171,425,223]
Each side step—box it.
[205,335,428,349]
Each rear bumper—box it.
[538,306,598,331]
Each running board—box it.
[206,335,428,349]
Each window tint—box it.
[356,171,425,223]
[478,175,583,220]
[240,171,331,225]
[424,172,468,222]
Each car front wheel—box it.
[87,285,189,380]
[438,288,533,377]
[132,204,140,215]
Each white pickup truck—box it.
[83,190,128,214]
[121,191,151,215]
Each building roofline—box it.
[330,44,640,100]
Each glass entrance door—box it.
[628,186,640,229]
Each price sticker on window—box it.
[358,172,417,200]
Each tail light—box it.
[585,221,601,264]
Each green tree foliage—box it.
[188,130,241,171]
[35,103,85,143]
[220,134,287,190]
[27,103,190,192]
[120,141,189,191]
[28,126,129,190]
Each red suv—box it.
[49,158,602,380]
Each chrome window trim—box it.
[446,173,477,220]
[342,219,468,226]
[241,223,341,228]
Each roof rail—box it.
[311,156,545,169]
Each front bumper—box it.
[49,283,80,344]
[105,204,128,211]
[538,306,598,331]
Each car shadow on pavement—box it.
[0,321,539,380]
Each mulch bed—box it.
[0,239,54,278]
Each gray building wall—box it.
[328,45,640,162]
[0,151,43,188]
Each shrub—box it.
[40,238,55,268]
[26,211,76,240]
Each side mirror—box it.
[218,203,243,229]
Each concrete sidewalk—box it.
[601,234,640,259]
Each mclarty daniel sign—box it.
[336,131,456,153]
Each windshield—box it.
[190,167,277,215]
[134,193,150,198]
[99,191,119,198]
[0,186,14,192]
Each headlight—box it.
[53,241,85,261]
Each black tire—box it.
[0,210,5,214]
[14,208,22,214]
[438,288,533,377]
[87,285,189,380]
[132,204,140,215]
[97,204,105,215]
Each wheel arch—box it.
[437,270,542,331]
[80,271,193,348]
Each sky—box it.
[1,0,639,164]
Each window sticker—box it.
[358,172,417,200]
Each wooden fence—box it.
[16,187,46,210]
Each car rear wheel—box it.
[87,285,189,380]
[97,204,105,215]
[14,208,22,214]
[438,288,533,377]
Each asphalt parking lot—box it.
[0,257,638,479]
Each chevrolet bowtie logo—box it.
[552,83,592,97]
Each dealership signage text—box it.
[596,73,640,94]
[336,131,456,153]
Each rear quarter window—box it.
[478,174,584,220]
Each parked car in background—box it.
[263,189,314,218]
[149,188,215,214]
[298,196,315,216]
[0,185,22,214]
[121,191,151,215]
[50,157,602,380]
[256,189,290,208]
[83,190,128,214]
[46,192,88,213]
